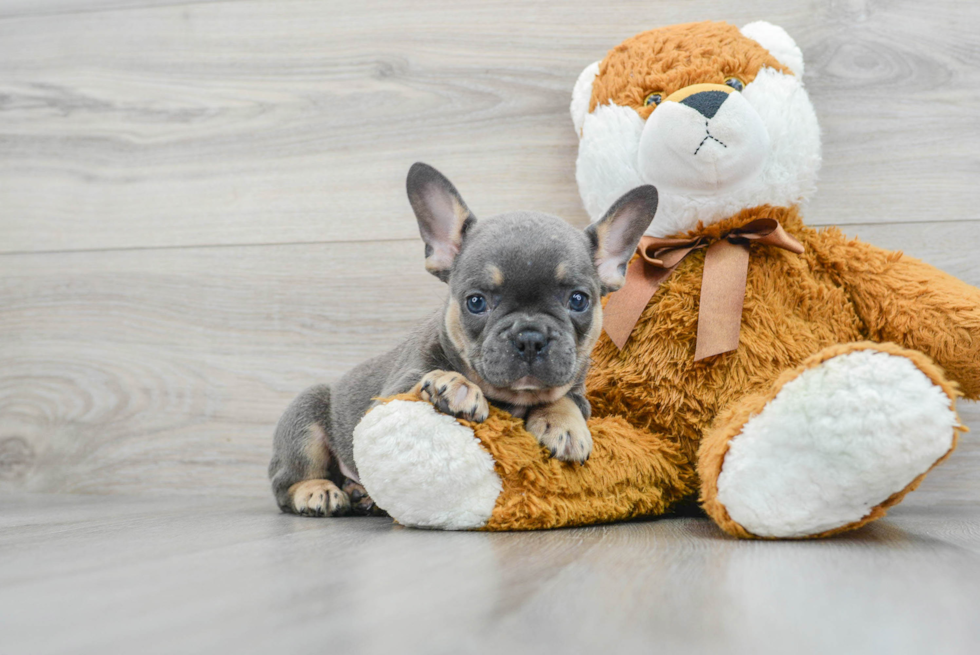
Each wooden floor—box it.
[2,0,980,653]
[3,494,980,655]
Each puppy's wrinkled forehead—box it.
[452,212,595,292]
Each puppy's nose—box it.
[679,90,729,119]
[513,330,549,362]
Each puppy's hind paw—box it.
[342,478,388,517]
[526,396,592,464]
[414,370,489,422]
[288,479,351,517]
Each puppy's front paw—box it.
[526,396,592,463]
[288,479,351,517]
[414,370,489,422]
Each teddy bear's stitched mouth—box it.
[694,119,728,156]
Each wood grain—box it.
[1,0,978,254]
[2,493,980,655]
[0,0,978,506]
[0,239,445,496]
[1,221,978,500]
[2,4,979,653]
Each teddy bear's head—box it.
[571,21,821,237]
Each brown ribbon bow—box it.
[603,218,805,360]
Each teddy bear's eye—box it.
[724,77,745,92]
[643,92,663,107]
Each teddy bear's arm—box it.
[353,395,699,530]
[834,240,980,400]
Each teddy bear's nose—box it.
[680,90,729,119]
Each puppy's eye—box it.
[465,294,488,314]
[643,92,663,107]
[724,77,744,92]
[567,291,590,313]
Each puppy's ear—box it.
[406,162,477,282]
[585,185,658,293]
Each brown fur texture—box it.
[380,392,695,530]
[374,203,980,535]
[589,21,791,119]
[587,206,866,471]
[817,235,980,400]
[584,207,978,536]
[364,22,980,536]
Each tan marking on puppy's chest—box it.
[476,380,575,407]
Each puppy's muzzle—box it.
[477,316,577,390]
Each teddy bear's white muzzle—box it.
[638,89,770,196]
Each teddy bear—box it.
[350,20,980,538]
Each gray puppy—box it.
[269,163,658,517]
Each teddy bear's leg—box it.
[698,342,964,539]
[353,395,697,530]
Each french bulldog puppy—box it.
[269,163,658,517]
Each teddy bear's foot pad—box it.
[352,399,502,530]
[716,348,959,538]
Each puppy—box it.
[269,163,658,516]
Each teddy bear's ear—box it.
[406,162,477,282]
[585,185,658,293]
[740,21,804,77]
[570,61,600,137]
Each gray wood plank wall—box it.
[1,0,978,502]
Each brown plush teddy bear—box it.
[351,21,979,538]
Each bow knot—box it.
[603,217,804,360]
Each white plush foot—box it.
[352,400,502,530]
[716,349,959,538]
